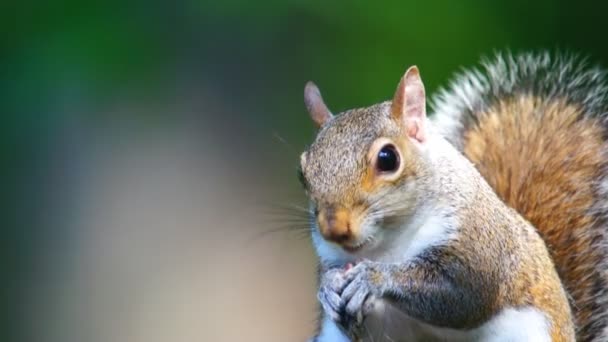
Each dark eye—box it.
[376,145,400,172]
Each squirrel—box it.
[298,52,608,342]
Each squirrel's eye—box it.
[376,145,400,172]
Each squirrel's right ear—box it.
[391,66,427,143]
[304,81,333,127]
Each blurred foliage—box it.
[3,1,608,340]
[4,0,608,144]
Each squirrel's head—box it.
[300,66,432,257]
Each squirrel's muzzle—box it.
[317,206,354,244]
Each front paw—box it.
[340,261,383,328]
[318,268,347,322]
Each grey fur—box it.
[302,101,397,203]
[431,51,608,149]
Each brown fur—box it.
[462,96,608,341]
[438,177,574,339]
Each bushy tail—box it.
[431,52,608,342]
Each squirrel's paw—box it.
[317,268,347,322]
[340,261,381,327]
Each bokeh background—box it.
[5,1,608,341]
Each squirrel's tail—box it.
[432,52,608,342]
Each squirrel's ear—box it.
[304,81,333,127]
[391,66,427,143]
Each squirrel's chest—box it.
[360,301,551,342]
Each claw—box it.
[317,262,380,337]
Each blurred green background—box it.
[5,1,608,341]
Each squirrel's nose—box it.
[318,207,353,244]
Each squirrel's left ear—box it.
[304,81,333,127]
[391,66,426,143]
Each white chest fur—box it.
[317,305,551,342]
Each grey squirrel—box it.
[298,53,608,342]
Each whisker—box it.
[246,225,312,243]
[259,214,312,221]
[363,318,374,342]
[272,130,299,154]
[260,205,312,215]
[257,202,314,228]
[366,201,414,222]
[380,301,389,342]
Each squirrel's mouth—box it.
[341,239,370,253]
